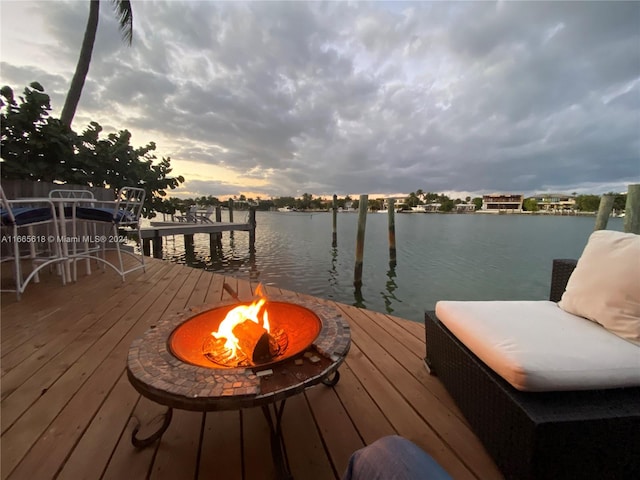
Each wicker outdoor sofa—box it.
[425,258,640,480]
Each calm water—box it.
[150,212,624,323]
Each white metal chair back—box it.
[49,189,95,199]
[69,186,147,282]
[115,187,145,226]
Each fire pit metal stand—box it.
[126,296,350,480]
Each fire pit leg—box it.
[131,407,174,449]
[261,400,293,480]
[321,370,341,387]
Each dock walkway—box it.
[142,221,254,238]
[0,257,502,480]
[141,211,256,258]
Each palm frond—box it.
[111,0,133,45]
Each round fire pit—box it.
[127,293,350,478]
[127,294,350,412]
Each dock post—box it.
[215,206,223,248]
[184,234,195,261]
[624,184,640,234]
[594,194,615,231]
[209,233,218,257]
[388,199,396,264]
[248,207,257,252]
[354,194,368,290]
[152,234,163,259]
[142,238,151,257]
[228,199,234,222]
[332,194,338,247]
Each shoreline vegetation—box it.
[158,192,627,219]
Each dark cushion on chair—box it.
[76,207,136,224]
[0,207,53,226]
[62,206,75,218]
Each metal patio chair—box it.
[0,185,66,299]
[74,186,146,281]
[49,189,101,281]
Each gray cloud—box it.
[1,0,638,198]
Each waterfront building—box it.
[481,194,524,211]
[456,203,476,213]
[531,193,576,211]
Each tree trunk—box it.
[60,0,100,128]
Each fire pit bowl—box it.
[169,301,322,369]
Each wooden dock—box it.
[141,210,256,259]
[143,222,253,236]
[0,257,502,480]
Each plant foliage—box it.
[1,83,184,218]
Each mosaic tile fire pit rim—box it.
[126,295,351,411]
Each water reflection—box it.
[329,246,339,289]
[380,261,398,314]
[248,244,258,281]
[352,286,366,309]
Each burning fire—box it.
[204,284,286,367]
[211,285,270,358]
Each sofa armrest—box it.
[549,259,578,302]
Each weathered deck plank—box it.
[0,256,501,480]
[198,410,243,480]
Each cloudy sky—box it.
[1,1,639,199]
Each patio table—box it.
[18,197,116,281]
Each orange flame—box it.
[212,285,269,358]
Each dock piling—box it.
[142,239,151,257]
[388,199,396,264]
[624,184,640,234]
[332,194,338,247]
[150,230,163,259]
[594,194,615,231]
[214,206,223,248]
[354,194,368,290]
[249,207,257,251]
[184,234,195,263]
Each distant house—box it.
[377,197,406,212]
[481,194,524,211]
[456,203,476,213]
[340,200,357,212]
[531,193,576,211]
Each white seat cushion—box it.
[435,300,640,392]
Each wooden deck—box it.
[0,256,502,480]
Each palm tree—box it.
[60,0,132,128]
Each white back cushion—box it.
[558,230,640,345]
